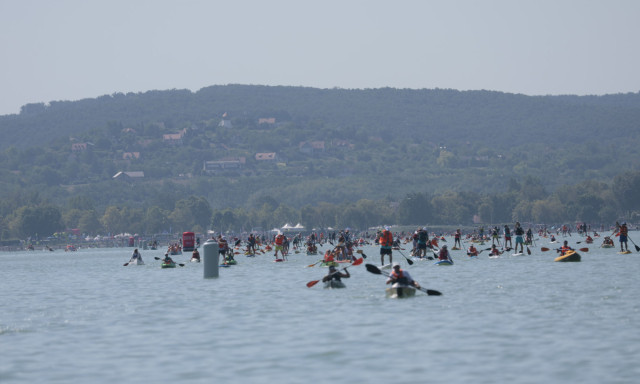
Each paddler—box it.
[467,244,479,257]
[379,226,394,266]
[438,244,452,261]
[557,240,573,256]
[619,222,629,252]
[130,248,141,262]
[191,248,200,261]
[386,263,420,289]
[323,265,350,284]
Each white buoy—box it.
[203,239,220,278]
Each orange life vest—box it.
[379,230,393,247]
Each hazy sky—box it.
[1,0,639,115]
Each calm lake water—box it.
[1,238,639,384]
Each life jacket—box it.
[379,230,393,247]
[391,269,410,285]
[468,247,478,256]
[218,239,228,251]
[323,251,334,262]
[275,235,284,245]
[620,225,628,236]
[559,245,572,255]
[438,249,449,260]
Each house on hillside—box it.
[71,143,88,152]
[255,152,277,161]
[163,128,187,146]
[332,139,355,149]
[112,171,144,181]
[258,117,276,127]
[203,157,246,174]
[122,152,141,160]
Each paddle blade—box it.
[365,263,382,275]
[541,247,550,252]
[306,262,318,268]
[306,280,320,288]
[579,248,589,252]
[635,245,640,252]
[360,252,368,259]
[425,289,442,296]
[351,257,364,266]
[123,262,129,266]
[356,249,363,254]
[527,247,531,255]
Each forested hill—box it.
[1,85,639,213]
[2,85,640,152]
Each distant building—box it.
[203,157,246,173]
[122,152,141,160]
[258,117,276,126]
[112,171,144,181]
[71,143,88,152]
[255,152,277,161]
[163,128,187,145]
[219,119,233,128]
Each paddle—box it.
[154,256,185,267]
[356,249,367,258]
[396,249,414,265]
[627,236,640,252]
[306,257,363,288]
[306,260,322,268]
[364,264,442,296]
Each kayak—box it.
[161,261,176,268]
[190,257,200,263]
[224,259,237,265]
[601,244,615,248]
[512,253,524,256]
[618,250,632,254]
[320,261,338,267]
[554,250,581,262]
[128,258,144,265]
[434,259,453,266]
[385,285,416,298]
[324,280,346,289]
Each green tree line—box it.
[3,171,639,241]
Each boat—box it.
[323,280,346,289]
[488,255,500,259]
[190,257,200,263]
[618,250,632,254]
[512,252,524,256]
[161,260,176,268]
[306,252,318,256]
[451,247,461,250]
[128,257,144,265]
[601,244,615,248]
[385,284,417,298]
[554,250,581,262]
[434,259,453,265]
[224,259,238,265]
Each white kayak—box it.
[324,280,346,289]
[128,257,144,265]
[385,284,416,298]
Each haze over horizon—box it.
[1,0,639,116]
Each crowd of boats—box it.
[120,224,637,298]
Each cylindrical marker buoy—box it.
[203,239,219,278]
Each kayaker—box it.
[557,240,573,256]
[386,263,420,289]
[467,244,479,257]
[191,248,200,261]
[379,226,394,266]
[130,248,141,261]
[489,244,502,256]
[163,253,174,263]
[322,265,350,283]
[619,223,629,252]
